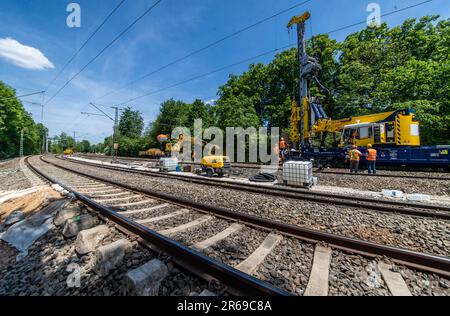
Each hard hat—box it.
[367,144,372,148]
[281,137,285,141]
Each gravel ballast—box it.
[76,154,450,196]
[8,156,448,296]
[255,237,314,296]
[36,156,450,257]
[0,158,32,191]
[0,200,210,296]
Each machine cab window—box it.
[342,127,358,145]
[342,124,373,146]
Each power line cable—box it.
[327,0,433,35]
[44,0,163,106]
[44,0,127,92]
[95,0,314,100]
[116,0,432,106]
[0,91,45,102]
[118,44,295,105]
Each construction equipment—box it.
[63,148,74,155]
[164,135,203,156]
[164,134,221,159]
[139,148,164,158]
[196,156,231,178]
[287,12,450,170]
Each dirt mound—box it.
[0,186,62,222]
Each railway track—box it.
[315,169,450,181]
[25,155,450,296]
[58,155,450,220]
[79,154,450,181]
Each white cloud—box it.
[0,37,54,70]
[204,99,217,105]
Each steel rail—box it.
[314,170,450,181]
[79,154,450,179]
[55,155,450,219]
[40,156,450,277]
[25,156,291,296]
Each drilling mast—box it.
[287,12,321,154]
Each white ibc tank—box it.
[158,157,178,172]
[283,161,313,187]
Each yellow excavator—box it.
[63,148,74,155]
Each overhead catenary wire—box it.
[327,0,433,35]
[115,0,433,106]
[95,0,314,100]
[117,44,295,105]
[44,0,163,106]
[0,91,45,102]
[44,0,127,92]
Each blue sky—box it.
[1,0,449,144]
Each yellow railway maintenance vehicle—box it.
[287,11,450,170]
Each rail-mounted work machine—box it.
[287,12,450,170]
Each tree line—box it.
[89,15,449,157]
[111,15,449,156]
[0,82,48,159]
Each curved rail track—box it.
[58,155,450,220]
[24,155,450,297]
[26,156,289,296]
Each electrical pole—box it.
[40,104,45,153]
[87,102,121,162]
[20,128,24,157]
[113,106,119,161]
[42,133,46,153]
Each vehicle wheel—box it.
[217,169,224,177]
[206,169,213,178]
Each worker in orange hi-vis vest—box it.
[366,144,378,175]
[273,143,280,160]
[348,145,362,173]
[279,138,287,161]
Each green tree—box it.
[0,81,47,158]
[76,140,91,153]
[146,99,190,146]
[185,99,213,131]
[118,106,144,138]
